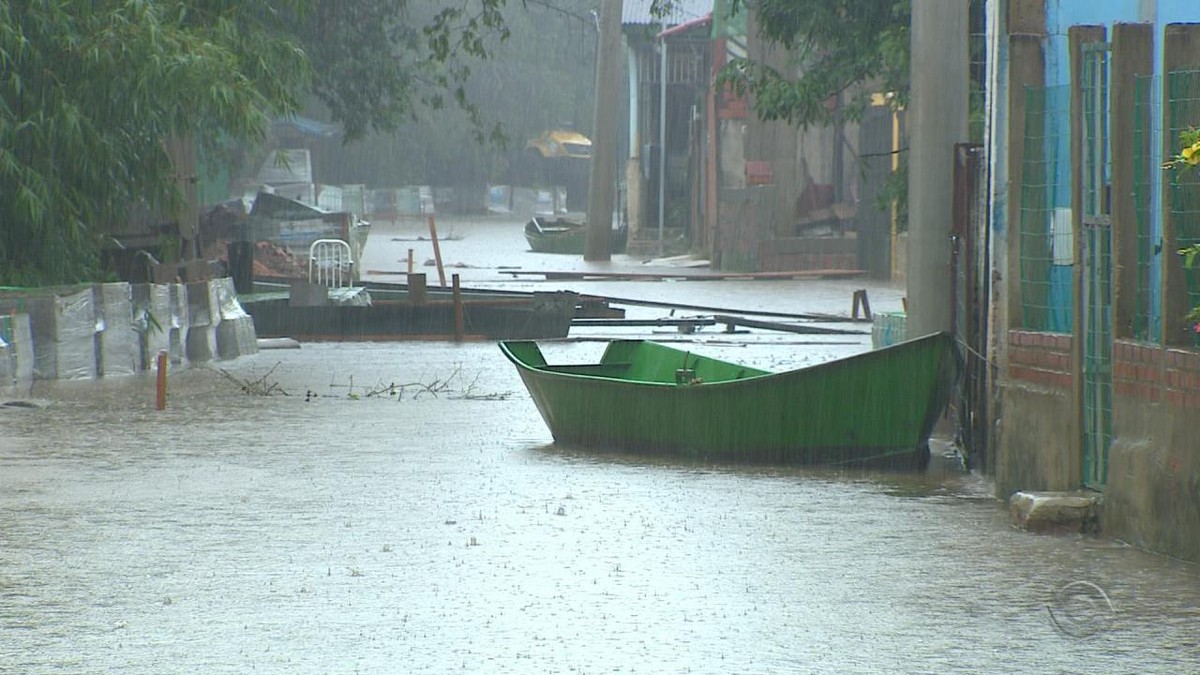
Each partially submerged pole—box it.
[585,0,623,261]
[155,350,168,410]
[452,274,465,342]
[427,215,447,288]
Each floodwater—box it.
[3,216,1199,674]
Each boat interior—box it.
[504,340,770,384]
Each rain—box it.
[3,1,1200,673]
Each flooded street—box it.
[3,217,1199,673]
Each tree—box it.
[0,0,510,286]
[0,1,312,285]
[289,0,509,144]
[716,0,911,128]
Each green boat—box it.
[499,332,958,468]
[524,216,628,254]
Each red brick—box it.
[1010,347,1031,366]
[1186,352,1200,373]
[1170,349,1185,369]
[1010,365,1036,384]
[1167,389,1186,408]
[1057,353,1073,372]
[1185,372,1200,390]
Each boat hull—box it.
[524,218,628,255]
[244,290,578,341]
[500,333,958,466]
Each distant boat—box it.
[524,216,628,255]
[499,332,958,468]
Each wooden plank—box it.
[571,318,718,328]
[712,314,868,336]
[585,294,868,323]
[500,269,865,281]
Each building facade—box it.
[987,0,1200,561]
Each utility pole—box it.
[585,0,622,261]
[907,0,969,337]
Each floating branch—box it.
[216,363,290,397]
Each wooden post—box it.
[1005,1,1047,332]
[1110,23,1153,340]
[427,215,447,288]
[407,248,414,275]
[852,289,873,320]
[407,272,427,304]
[452,273,465,342]
[155,350,168,410]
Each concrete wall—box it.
[995,330,1080,495]
[716,186,774,271]
[709,6,862,272]
[991,6,1200,561]
[1103,341,1200,560]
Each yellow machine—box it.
[521,129,592,210]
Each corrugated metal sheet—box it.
[622,0,711,27]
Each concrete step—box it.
[1010,491,1102,534]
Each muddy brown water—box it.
[4,340,1199,673]
[3,217,1199,673]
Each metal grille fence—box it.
[1166,70,1200,344]
[1132,74,1160,342]
[1019,85,1073,333]
[1081,44,1112,489]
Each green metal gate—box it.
[1081,43,1113,488]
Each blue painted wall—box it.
[1036,0,1198,335]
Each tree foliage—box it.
[1,0,311,285]
[718,0,911,127]
[289,0,509,144]
[0,0,511,286]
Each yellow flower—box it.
[1183,140,1200,165]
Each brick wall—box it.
[1007,330,1072,389]
[1113,340,1200,410]
[757,236,858,272]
